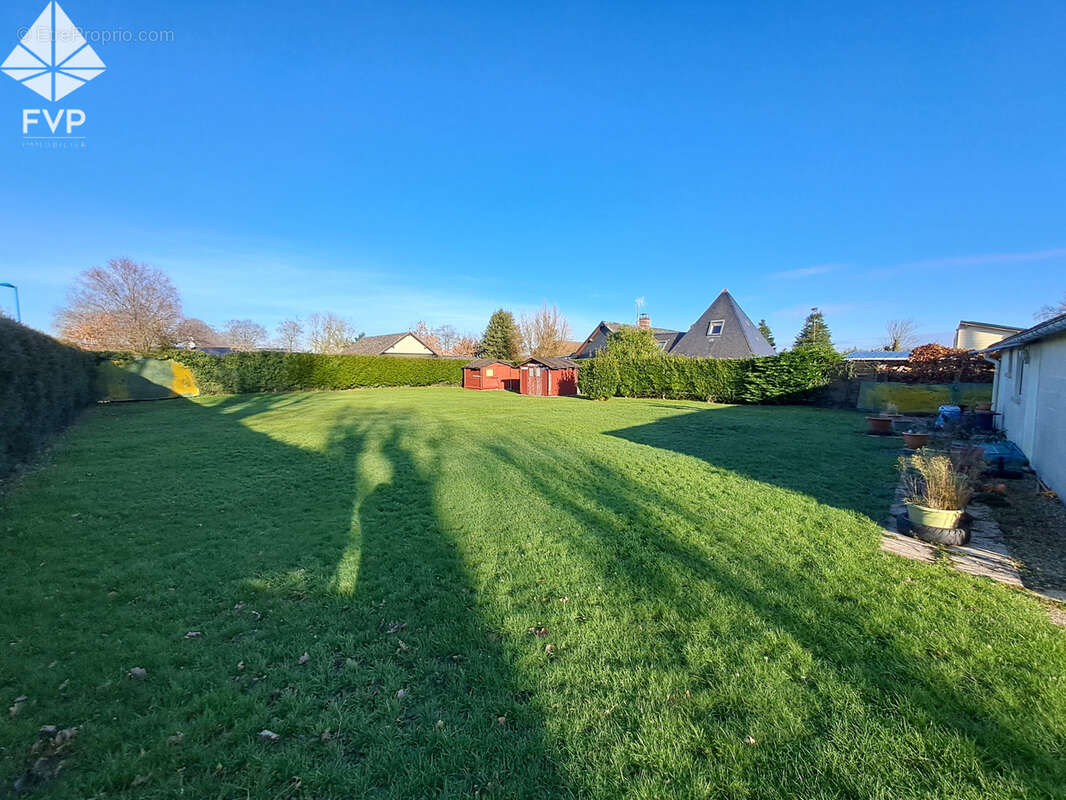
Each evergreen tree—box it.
[757,319,776,348]
[479,309,521,361]
[793,307,834,352]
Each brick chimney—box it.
[637,314,651,330]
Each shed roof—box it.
[463,358,513,369]
[520,356,579,370]
[981,311,1066,352]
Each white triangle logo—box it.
[3,2,106,102]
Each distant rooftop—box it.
[845,350,912,360]
[956,320,1025,333]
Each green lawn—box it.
[2,388,1064,799]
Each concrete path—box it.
[881,482,1025,588]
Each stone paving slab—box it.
[880,482,1026,588]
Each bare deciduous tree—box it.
[519,302,572,358]
[308,312,359,354]
[884,319,920,351]
[55,257,182,352]
[276,318,304,352]
[1036,293,1066,322]
[433,324,460,354]
[411,321,442,353]
[451,335,480,357]
[176,317,223,348]
[223,319,268,351]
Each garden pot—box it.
[905,502,964,531]
[902,432,931,450]
[866,416,893,435]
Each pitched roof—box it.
[464,358,513,369]
[601,321,683,336]
[668,290,777,358]
[981,311,1066,352]
[845,350,912,360]
[957,320,1025,333]
[344,332,441,356]
[520,356,579,370]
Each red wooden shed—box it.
[518,357,580,396]
[462,359,519,391]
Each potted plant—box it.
[897,449,977,533]
[902,430,931,450]
[867,402,904,435]
[867,415,894,435]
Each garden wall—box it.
[856,381,993,413]
[0,318,98,481]
[167,350,464,395]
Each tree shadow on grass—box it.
[482,430,1066,798]
[605,404,895,520]
[0,394,568,799]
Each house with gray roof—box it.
[574,290,775,359]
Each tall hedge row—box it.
[579,350,848,403]
[0,318,98,481]
[167,350,464,395]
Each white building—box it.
[955,320,1023,350]
[984,312,1066,498]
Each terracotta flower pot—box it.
[866,416,893,435]
[905,503,964,530]
[902,432,931,450]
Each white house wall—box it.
[995,332,1066,498]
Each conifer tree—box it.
[479,309,521,361]
[793,307,834,352]
[757,319,776,348]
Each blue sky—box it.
[1,0,1064,349]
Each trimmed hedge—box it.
[579,350,849,403]
[0,318,98,481]
[167,350,464,395]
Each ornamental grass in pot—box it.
[897,449,978,530]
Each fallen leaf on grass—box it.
[396,689,407,700]
[544,644,556,656]
[259,729,280,743]
[128,667,147,680]
[528,627,549,638]
[167,733,184,746]
[298,653,310,665]
[744,736,757,746]
[184,631,203,640]
[386,622,407,635]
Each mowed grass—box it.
[2,388,1064,799]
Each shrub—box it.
[578,349,846,404]
[167,350,463,395]
[0,318,98,481]
[898,449,979,510]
